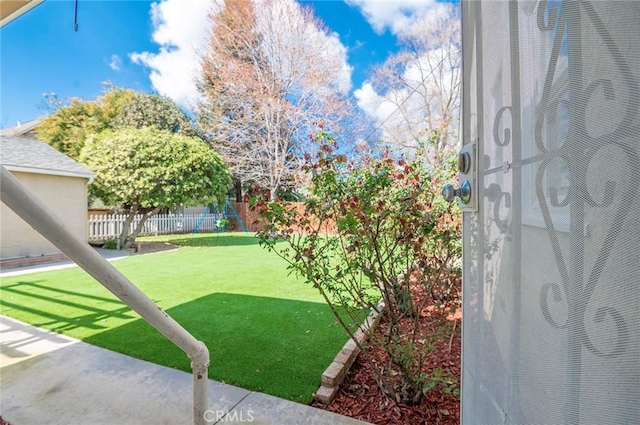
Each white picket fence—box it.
[88,213,225,240]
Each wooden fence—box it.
[88,213,225,240]
[229,201,336,234]
[88,202,335,240]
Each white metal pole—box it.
[0,166,209,425]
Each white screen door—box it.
[460,1,639,423]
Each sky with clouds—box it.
[0,0,452,130]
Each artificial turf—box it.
[0,233,349,403]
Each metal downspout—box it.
[0,166,209,425]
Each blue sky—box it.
[0,0,449,129]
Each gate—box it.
[457,1,639,423]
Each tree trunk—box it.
[118,202,139,249]
[123,206,163,249]
[234,178,242,202]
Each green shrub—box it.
[103,238,119,250]
[255,132,461,405]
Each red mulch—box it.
[312,281,462,425]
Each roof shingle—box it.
[0,136,94,179]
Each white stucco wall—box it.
[1,171,89,259]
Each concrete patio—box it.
[0,315,369,425]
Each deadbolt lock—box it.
[441,141,477,212]
[458,151,471,174]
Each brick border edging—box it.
[0,253,69,270]
[313,301,385,404]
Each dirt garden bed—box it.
[312,278,462,425]
[130,241,181,255]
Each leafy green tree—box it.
[112,91,193,134]
[35,98,107,159]
[36,86,196,160]
[81,127,231,248]
[256,132,461,405]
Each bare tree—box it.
[358,4,461,166]
[197,0,352,200]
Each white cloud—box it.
[354,82,395,123]
[320,31,353,94]
[108,54,122,71]
[345,0,442,36]
[352,5,461,149]
[131,0,352,111]
[130,0,216,111]
[355,80,425,145]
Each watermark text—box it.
[204,409,255,423]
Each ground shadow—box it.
[0,280,136,334]
[83,292,350,403]
[167,233,261,248]
[0,316,76,360]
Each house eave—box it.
[3,165,95,183]
[0,0,45,28]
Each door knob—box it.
[442,180,472,204]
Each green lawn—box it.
[0,233,350,403]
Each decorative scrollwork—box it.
[535,156,570,279]
[537,141,636,358]
[535,2,567,153]
[543,284,632,357]
[581,143,639,302]
[546,156,571,208]
[582,307,629,357]
[537,0,560,31]
[540,281,568,329]
[485,183,511,233]
[548,186,569,208]
[493,106,512,147]
[535,1,638,359]
[582,1,640,140]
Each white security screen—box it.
[461,1,639,424]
